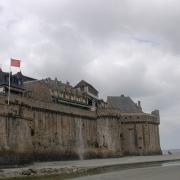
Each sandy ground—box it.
[73,164,180,180]
[1,154,180,179]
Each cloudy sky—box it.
[0,0,180,150]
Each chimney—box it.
[137,100,142,112]
[54,77,58,84]
[138,101,141,107]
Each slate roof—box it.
[107,95,142,113]
[0,71,24,89]
[15,72,36,82]
[0,71,36,90]
[74,80,99,94]
[42,78,84,96]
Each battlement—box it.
[97,108,159,124]
[0,94,160,125]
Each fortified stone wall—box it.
[0,95,161,165]
[0,101,33,165]
[97,109,161,156]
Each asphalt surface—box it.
[73,163,180,180]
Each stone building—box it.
[0,71,161,165]
[0,70,35,95]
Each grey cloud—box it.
[0,0,180,149]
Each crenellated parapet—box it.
[0,94,96,120]
[97,108,160,124]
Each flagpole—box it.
[7,58,21,104]
[8,60,11,105]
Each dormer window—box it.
[18,80,22,85]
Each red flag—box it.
[11,58,21,67]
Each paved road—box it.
[73,164,180,180]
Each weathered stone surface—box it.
[0,94,161,165]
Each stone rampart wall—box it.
[0,95,161,165]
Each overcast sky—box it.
[0,0,180,150]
